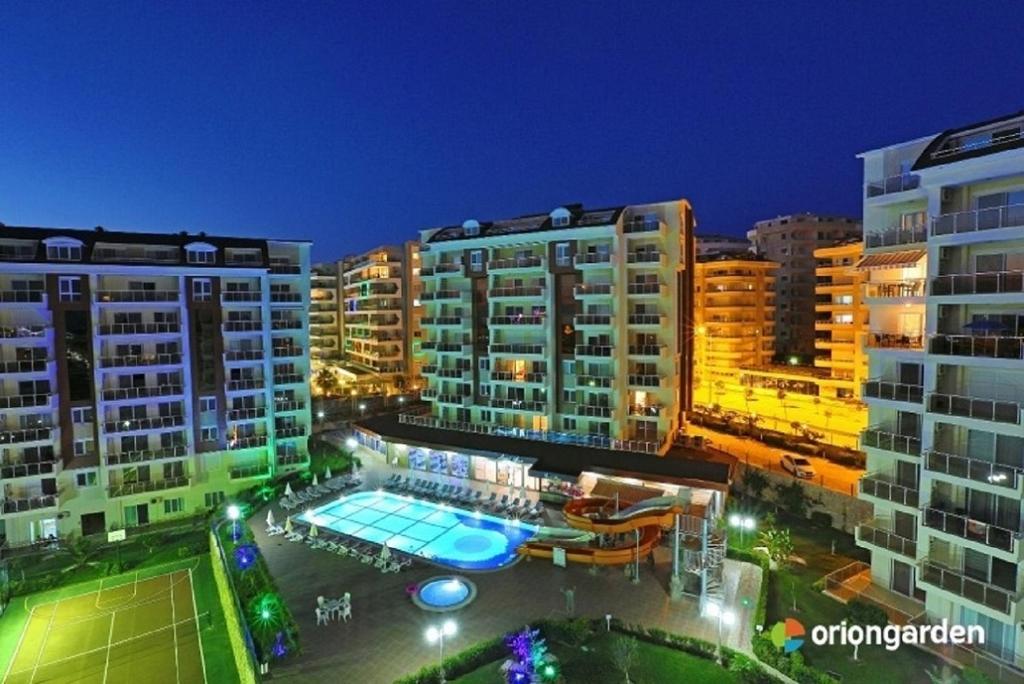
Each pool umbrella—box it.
[312,473,320,487]
[284,516,293,534]
[325,466,333,480]
[352,459,359,478]
[308,522,319,538]
[379,543,391,562]
[266,509,276,527]
[284,482,294,497]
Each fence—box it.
[209,525,260,684]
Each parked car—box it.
[781,454,816,479]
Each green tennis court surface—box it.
[4,569,206,684]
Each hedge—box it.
[209,531,258,684]
[753,633,838,684]
[727,547,770,630]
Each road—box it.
[687,424,863,496]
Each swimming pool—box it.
[297,491,538,571]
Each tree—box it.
[775,479,811,518]
[611,635,639,684]
[757,525,794,569]
[62,538,100,574]
[744,468,769,500]
[313,367,340,397]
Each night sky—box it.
[1,2,1021,261]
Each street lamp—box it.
[425,619,457,683]
[728,514,756,547]
[705,602,736,664]
[316,409,325,423]
[227,504,241,541]
[345,437,358,450]
[358,402,366,414]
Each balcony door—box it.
[890,558,914,597]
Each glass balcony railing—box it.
[856,520,917,559]
[866,333,924,350]
[924,450,1022,490]
[859,473,919,507]
[865,279,926,298]
[929,335,1024,360]
[928,392,1020,424]
[919,559,1019,615]
[932,271,1024,296]
[865,223,927,248]
[861,426,921,455]
[923,506,1018,553]
[932,203,1024,237]
[863,380,924,403]
[865,173,921,198]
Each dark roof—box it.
[913,110,1024,170]
[696,252,771,264]
[355,413,734,487]
[425,203,627,244]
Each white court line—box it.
[170,572,180,684]
[28,597,61,683]
[96,570,139,610]
[2,603,38,683]
[101,609,117,683]
[188,568,209,684]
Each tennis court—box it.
[4,568,206,684]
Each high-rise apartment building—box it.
[693,254,777,395]
[747,214,862,361]
[695,234,752,258]
[856,111,1024,675]
[0,226,311,547]
[813,240,869,399]
[416,200,695,454]
[310,262,343,367]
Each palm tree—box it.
[62,538,100,574]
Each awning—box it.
[589,478,665,505]
[855,249,926,270]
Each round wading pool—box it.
[412,576,477,612]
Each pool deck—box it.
[256,450,762,683]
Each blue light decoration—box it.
[271,631,287,659]
[501,626,558,683]
[234,543,259,571]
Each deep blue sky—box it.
[1,2,1021,261]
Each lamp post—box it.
[728,514,756,547]
[425,620,457,683]
[227,504,241,542]
[706,602,736,664]
[317,409,325,425]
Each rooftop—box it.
[913,110,1024,170]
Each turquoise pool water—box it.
[419,578,470,607]
[297,490,537,571]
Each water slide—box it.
[516,495,692,566]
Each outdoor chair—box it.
[485,492,498,509]
[507,497,521,515]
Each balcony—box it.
[98,322,181,336]
[924,450,1022,490]
[861,426,921,456]
[627,282,664,297]
[865,223,927,248]
[275,426,307,440]
[2,495,58,514]
[575,345,613,358]
[628,344,667,358]
[628,374,664,388]
[270,292,303,304]
[489,256,544,271]
[626,251,665,266]
[491,371,544,384]
[0,459,58,480]
[435,343,468,354]
[576,404,612,418]
[273,373,305,385]
[929,335,1024,361]
[421,389,437,400]
[101,385,185,403]
[227,407,267,422]
[225,350,264,362]
[100,353,182,368]
[277,451,307,466]
[0,359,48,375]
[490,286,544,299]
[272,346,303,359]
[576,375,613,388]
[922,506,1018,553]
[0,245,37,261]
[628,404,664,417]
[269,264,301,275]
[229,435,269,449]
[918,559,1019,615]
[932,203,1024,237]
[222,321,264,333]
[628,313,664,326]
[421,316,467,327]
[865,173,920,198]
[422,290,468,301]
[855,519,917,559]
[106,445,187,466]
[574,283,612,297]
[0,427,53,445]
[271,320,303,331]
[436,394,471,407]
[932,271,1024,297]
[928,392,1020,425]
[104,414,185,434]
[274,400,306,412]
[420,263,462,277]
[0,393,50,410]
[864,279,925,298]
[859,473,919,507]
[863,380,924,404]
[575,253,613,267]
[623,217,663,234]
[230,464,271,480]
[0,325,46,340]
[0,290,45,305]
[574,314,611,327]
[437,368,471,379]
[490,315,546,326]
[108,476,190,498]
[490,343,544,356]
[222,291,262,303]
[866,333,924,351]
[96,290,179,303]
[489,398,545,412]
[227,378,265,392]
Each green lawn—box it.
[453,632,738,684]
[728,503,942,684]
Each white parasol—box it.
[284,482,294,497]
[308,522,319,538]
[325,466,333,480]
[312,473,320,487]
[284,516,293,534]
[266,509,276,527]
[379,543,392,562]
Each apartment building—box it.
[310,262,343,367]
[747,214,862,361]
[693,253,777,394]
[340,242,422,392]
[0,226,312,547]
[415,199,694,455]
[813,239,869,399]
[695,233,752,258]
[856,111,1024,676]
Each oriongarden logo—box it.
[769,617,985,653]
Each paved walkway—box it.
[256,456,762,683]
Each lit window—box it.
[470,250,484,272]
[555,243,571,266]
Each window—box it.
[205,491,226,508]
[563,417,577,430]
[59,276,82,302]
[72,407,94,424]
[163,498,185,514]
[192,278,212,301]
[47,244,83,261]
[73,439,94,456]
[555,242,571,266]
[75,471,98,487]
[479,410,491,423]
[201,427,218,442]
[187,249,215,264]
[199,397,216,412]
[469,250,484,272]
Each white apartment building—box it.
[857,111,1024,678]
[0,226,312,548]
[415,199,695,455]
[310,262,342,367]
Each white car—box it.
[781,454,816,480]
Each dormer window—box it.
[43,237,84,261]
[550,207,571,228]
[462,219,481,237]
[185,242,217,265]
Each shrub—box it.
[809,511,833,529]
[774,480,811,518]
[845,599,888,626]
[744,468,770,500]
